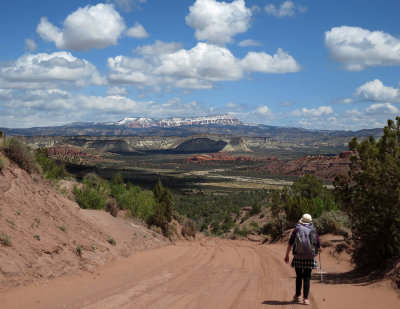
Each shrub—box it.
[120,186,156,220]
[314,210,350,235]
[0,233,12,246]
[73,174,108,210]
[4,138,39,173]
[335,117,400,267]
[33,234,40,241]
[105,198,119,217]
[35,148,69,180]
[233,225,250,237]
[181,219,196,238]
[108,238,116,246]
[59,225,67,233]
[262,212,288,241]
[147,179,174,237]
[249,202,261,216]
[76,245,83,256]
[0,156,6,172]
[240,214,249,223]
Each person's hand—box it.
[284,254,289,264]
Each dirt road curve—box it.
[1,239,399,309]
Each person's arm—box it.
[284,228,296,263]
[284,243,292,263]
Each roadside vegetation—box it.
[334,117,400,268]
[1,118,399,277]
[73,172,175,237]
[174,190,269,234]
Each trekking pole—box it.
[319,252,326,301]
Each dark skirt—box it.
[291,257,317,269]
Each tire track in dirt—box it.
[2,239,302,309]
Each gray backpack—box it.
[293,223,317,259]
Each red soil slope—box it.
[0,161,168,289]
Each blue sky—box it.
[1,0,400,129]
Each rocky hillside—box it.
[0,160,169,289]
[185,152,276,163]
[256,151,352,181]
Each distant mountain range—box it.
[0,114,382,147]
[110,114,242,128]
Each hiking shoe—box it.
[293,295,301,303]
[303,298,310,305]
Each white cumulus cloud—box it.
[37,3,127,51]
[255,105,272,115]
[107,86,128,96]
[185,0,252,45]
[365,103,399,115]
[108,42,300,89]
[126,22,149,38]
[265,1,307,18]
[0,52,103,89]
[108,42,243,89]
[325,26,400,71]
[354,79,399,102]
[294,106,334,117]
[240,48,301,73]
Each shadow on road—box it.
[262,300,296,306]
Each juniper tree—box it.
[148,179,174,236]
[334,117,400,267]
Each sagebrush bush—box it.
[4,138,39,173]
[0,233,12,246]
[314,210,350,235]
[105,198,119,217]
[73,174,108,210]
[262,212,288,241]
[234,225,250,237]
[0,156,6,172]
[35,148,69,180]
[181,219,196,238]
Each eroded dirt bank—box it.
[1,238,399,309]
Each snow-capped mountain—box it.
[111,114,242,128]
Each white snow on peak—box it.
[112,114,241,128]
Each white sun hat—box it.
[299,213,312,224]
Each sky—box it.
[1,0,400,130]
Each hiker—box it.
[284,213,321,305]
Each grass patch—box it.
[31,218,40,228]
[6,217,15,227]
[0,233,12,246]
[76,245,83,256]
[108,238,117,246]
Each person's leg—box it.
[295,267,303,297]
[303,268,312,299]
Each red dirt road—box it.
[1,239,399,309]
